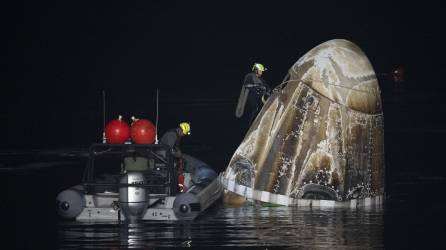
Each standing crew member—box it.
[235,63,271,124]
[159,122,191,192]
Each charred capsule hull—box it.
[223,39,384,206]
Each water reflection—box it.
[58,204,383,249]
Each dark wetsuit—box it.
[243,72,271,123]
[159,128,182,158]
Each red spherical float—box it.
[104,116,130,144]
[130,118,156,144]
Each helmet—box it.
[179,122,191,135]
[252,63,267,72]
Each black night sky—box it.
[1,1,446,248]
[3,1,443,153]
[0,0,446,249]
[2,0,446,175]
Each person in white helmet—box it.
[235,63,271,124]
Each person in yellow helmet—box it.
[158,122,191,192]
[179,122,191,136]
[235,63,271,124]
[159,122,191,159]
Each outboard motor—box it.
[56,185,85,219]
[119,172,148,222]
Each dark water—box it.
[2,89,446,249]
[1,151,445,250]
[58,206,384,249]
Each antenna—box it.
[155,88,159,144]
[102,90,106,143]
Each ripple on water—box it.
[57,205,384,249]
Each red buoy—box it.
[104,116,130,144]
[130,118,156,144]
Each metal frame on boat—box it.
[56,143,223,222]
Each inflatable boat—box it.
[56,143,223,222]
